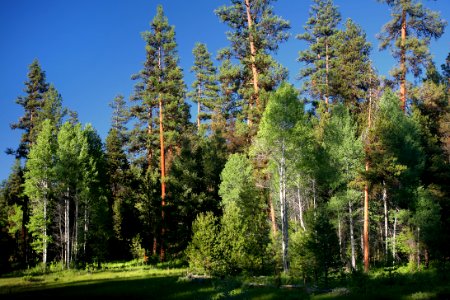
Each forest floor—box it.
[0,260,449,299]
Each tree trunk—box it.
[364,161,369,272]
[197,94,201,130]
[363,82,372,273]
[349,200,356,271]
[383,183,388,262]
[269,190,277,234]
[244,0,260,114]
[159,95,166,262]
[72,196,78,264]
[43,193,47,266]
[158,45,166,262]
[338,214,342,262]
[147,109,153,168]
[393,208,398,265]
[297,185,305,231]
[279,141,289,272]
[400,9,407,112]
[65,189,70,269]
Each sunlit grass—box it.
[1,262,449,299]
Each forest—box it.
[0,0,449,294]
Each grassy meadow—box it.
[1,260,449,299]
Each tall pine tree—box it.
[378,0,446,112]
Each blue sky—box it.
[1,0,449,182]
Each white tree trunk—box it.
[349,200,356,270]
[297,184,305,231]
[393,208,398,265]
[65,189,70,269]
[279,141,289,272]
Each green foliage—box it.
[9,59,49,158]
[7,204,23,238]
[217,153,269,275]
[378,0,447,82]
[188,43,220,130]
[24,120,56,258]
[186,212,220,275]
[297,0,341,103]
[369,89,424,206]
[290,208,341,285]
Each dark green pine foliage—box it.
[188,43,220,132]
[368,89,424,208]
[297,0,341,107]
[9,59,49,158]
[216,49,246,152]
[411,62,450,263]
[105,97,139,259]
[333,19,372,111]
[378,0,447,110]
[215,0,290,124]
[129,5,189,170]
[109,94,129,144]
[167,132,227,255]
[1,160,29,267]
[129,5,189,259]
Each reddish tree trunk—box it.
[364,161,370,273]
[244,0,260,116]
[400,9,407,112]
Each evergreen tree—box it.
[109,94,129,144]
[129,5,189,261]
[218,153,269,275]
[378,0,447,111]
[297,0,341,106]
[188,43,220,131]
[333,19,372,111]
[9,59,49,158]
[215,0,290,125]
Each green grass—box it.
[1,262,449,299]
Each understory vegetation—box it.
[1,0,449,297]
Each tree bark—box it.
[65,189,70,269]
[269,190,277,234]
[244,0,260,113]
[393,208,398,265]
[159,95,166,262]
[349,200,356,271]
[364,164,369,272]
[158,45,166,262]
[400,9,407,112]
[279,141,289,272]
[297,185,305,231]
[383,183,388,262]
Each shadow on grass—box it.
[1,275,214,299]
[0,275,310,300]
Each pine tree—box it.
[109,94,129,144]
[378,0,447,112]
[333,19,372,111]
[188,43,220,131]
[9,59,49,158]
[215,0,290,125]
[297,0,341,106]
[129,5,189,261]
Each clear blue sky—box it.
[1,0,449,182]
